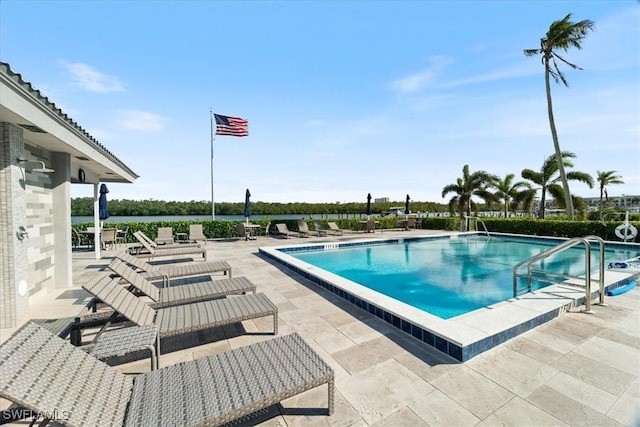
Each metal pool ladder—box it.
[512,235,606,313]
[465,216,490,239]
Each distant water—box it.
[71,214,349,224]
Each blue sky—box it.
[1,1,638,205]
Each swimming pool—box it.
[260,233,639,361]
[287,235,636,319]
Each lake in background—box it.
[71,214,350,224]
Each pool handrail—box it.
[512,235,605,312]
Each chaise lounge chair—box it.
[297,220,319,237]
[0,322,334,426]
[155,227,175,245]
[108,259,255,308]
[327,221,344,236]
[82,274,278,341]
[189,224,207,245]
[275,223,298,239]
[132,232,207,261]
[116,251,231,286]
[137,231,201,249]
[313,220,328,237]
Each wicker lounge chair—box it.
[297,220,317,237]
[155,227,175,245]
[132,232,207,261]
[0,322,334,426]
[116,251,231,285]
[327,222,344,236]
[137,230,201,249]
[82,274,278,341]
[189,224,207,245]
[108,259,254,308]
[313,220,329,237]
[275,223,298,239]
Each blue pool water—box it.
[288,236,638,319]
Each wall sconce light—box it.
[16,157,55,173]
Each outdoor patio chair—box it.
[365,219,376,233]
[132,232,207,261]
[327,222,344,236]
[313,220,328,237]
[155,227,174,245]
[275,223,298,238]
[236,222,252,240]
[297,220,316,237]
[189,224,207,245]
[107,259,255,308]
[0,322,334,426]
[116,251,231,286]
[100,228,118,250]
[82,274,278,342]
[115,226,130,247]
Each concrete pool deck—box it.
[1,229,639,426]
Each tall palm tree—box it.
[596,170,624,220]
[524,13,595,220]
[442,165,496,228]
[521,152,594,219]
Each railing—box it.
[512,236,606,313]
[465,216,490,239]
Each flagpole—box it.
[210,108,215,220]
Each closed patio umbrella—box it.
[244,189,251,224]
[99,184,109,221]
[366,193,372,219]
[405,194,411,215]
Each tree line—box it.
[70,198,449,217]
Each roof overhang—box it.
[0,62,138,183]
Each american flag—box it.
[214,113,249,137]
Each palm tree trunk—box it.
[599,185,604,221]
[544,61,574,219]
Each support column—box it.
[51,152,72,289]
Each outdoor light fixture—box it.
[16,157,55,173]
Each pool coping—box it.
[259,232,639,361]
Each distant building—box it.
[582,195,640,212]
[374,197,389,203]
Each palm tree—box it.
[491,174,533,217]
[524,13,595,220]
[442,165,496,229]
[521,152,594,219]
[596,170,624,220]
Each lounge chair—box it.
[275,223,298,239]
[82,274,278,341]
[138,231,201,249]
[297,220,318,237]
[189,224,207,245]
[108,259,255,308]
[327,222,344,236]
[155,227,175,245]
[116,251,231,285]
[132,232,207,261]
[0,322,334,426]
[313,220,328,237]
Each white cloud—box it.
[60,62,125,93]
[390,56,452,93]
[116,110,170,132]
